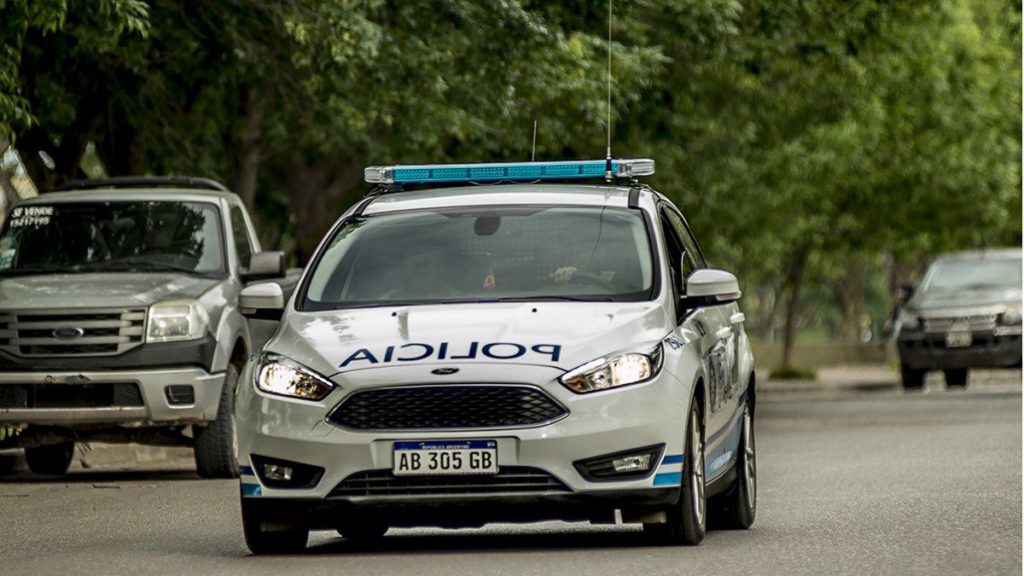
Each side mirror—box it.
[681,269,741,309]
[241,251,286,281]
[239,282,285,321]
[896,284,914,304]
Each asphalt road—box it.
[0,373,1019,576]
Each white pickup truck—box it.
[0,176,293,477]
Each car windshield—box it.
[301,205,655,310]
[920,256,1022,292]
[0,201,224,276]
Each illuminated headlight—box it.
[146,300,208,342]
[560,344,663,393]
[255,354,335,401]
[1001,304,1022,325]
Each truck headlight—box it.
[255,354,335,401]
[899,310,920,330]
[560,344,663,393]
[146,300,208,342]
[1001,304,1022,325]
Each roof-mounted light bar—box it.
[364,159,655,185]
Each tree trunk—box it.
[227,86,264,211]
[276,156,365,264]
[831,255,865,343]
[780,246,811,369]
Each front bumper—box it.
[236,362,693,521]
[0,367,225,426]
[897,328,1023,369]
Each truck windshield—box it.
[0,201,224,276]
[921,257,1022,292]
[302,205,655,310]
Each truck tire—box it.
[241,497,308,555]
[944,368,968,389]
[644,404,706,545]
[194,365,240,479]
[25,442,75,476]
[709,398,757,529]
[900,364,926,390]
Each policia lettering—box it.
[339,342,562,368]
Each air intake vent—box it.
[329,467,570,497]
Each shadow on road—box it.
[0,467,200,484]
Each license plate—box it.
[946,331,973,348]
[392,440,498,476]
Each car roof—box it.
[14,188,237,205]
[935,248,1022,262]
[362,183,644,215]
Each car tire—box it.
[900,364,926,390]
[24,442,75,476]
[644,404,706,545]
[195,365,240,479]
[241,497,309,555]
[337,522,389,540]
[944,368,968,389]
[709,399,757,529]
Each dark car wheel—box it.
[944,368,969,389]
[644,404,706,545]
[241,497,309,555]
[195,365,240,479]
[25,442,75,476]
[709,398,757,529]
[900,364,926,390]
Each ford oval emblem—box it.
[431,368,460,376]
[52,327,85,340]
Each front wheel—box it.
[241,498,309,555]
[900,364,926,390]
[25,442,75,476]
[709,399,757,529]
[644,404,706,545]
[944,368,968,389]
[195,365,240,479]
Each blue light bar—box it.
[364,159,655,185]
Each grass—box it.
[769,365,818,380]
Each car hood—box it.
[267,301,671,377]
[0,273,222,310]
[909,288,1022,315]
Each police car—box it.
[234,159,756,554]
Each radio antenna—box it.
[531,120,538,162]
[604,0,614,181]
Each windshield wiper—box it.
[0,263,86,276]
[492,295,616,302]
[87,259,204,275]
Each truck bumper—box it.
[897,329,1023,370]
[0,368,225,426]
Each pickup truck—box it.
[0,176,292,477]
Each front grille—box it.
[327,385,568,430]
[0,383,144,409]
[0,309,146,357]
[922,314,998,333]
[329,467,570,497]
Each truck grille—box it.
[923,314,998,333]
[0,309,146,357]
[329,467,570,497]
[327,385,568,430]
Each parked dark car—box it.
[895,248,1022,389]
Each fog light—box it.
[250,454,324,489]
[575,444,664,482]
[263,463,293,482]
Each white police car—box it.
[234,159,756,554]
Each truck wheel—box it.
[709,399,757,529]
[644,404,706,545]
[25,442,75,476]
[195,365,240,479]
[900,364,926,390]
[944,368,968,389]
[241,497,308,555]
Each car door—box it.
[661,205,742,480]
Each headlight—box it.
[1001,303,1022,325]
[899,309,920,330]
[146,299,208,342]
[560,344,663,393]
[255,354,335,401]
